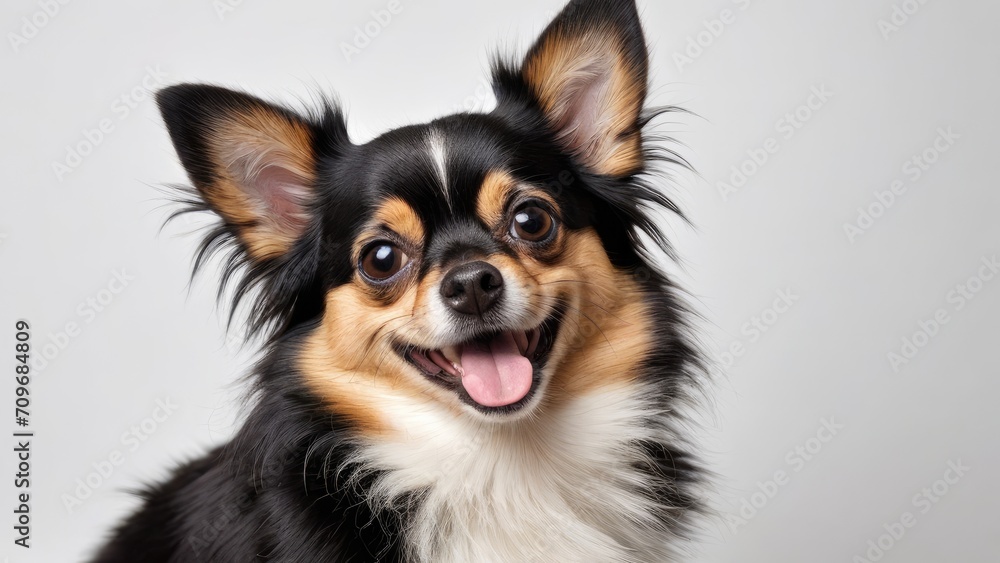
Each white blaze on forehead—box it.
[427,130,451,209]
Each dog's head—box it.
[157,0,681,429]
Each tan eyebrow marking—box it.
[476,170,518,228]
[354,197,425,258]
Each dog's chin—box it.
[394,309,564,418]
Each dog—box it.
[92,0,704,561]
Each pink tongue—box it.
[460,332,533,407]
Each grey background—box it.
[2,0,997,561]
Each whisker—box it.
[346,314,413,376]
[536,293,616,353]
[535,279,627,323]
[537,278,601,288]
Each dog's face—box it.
[158,1,663,429]
[297,123,654,425]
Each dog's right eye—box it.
[360,243,409,282]
[510,203,555,243]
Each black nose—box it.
[440,261,504,316]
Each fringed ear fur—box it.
[488,0,688,268]
[157,84,318,262]
[520,0,650,178]
[156,84,341,340]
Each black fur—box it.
[93,1,704,561]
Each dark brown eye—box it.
[511,205,555,242]
[360,243,409,282]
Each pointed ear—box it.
[156,84,317,262]
[520,0,649,177]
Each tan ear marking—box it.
[206,107,317,261]
[523,27,647,177]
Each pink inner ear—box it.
[222,139,313,239]
[559,64,613,161]
[251,163,310,233]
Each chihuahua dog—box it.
[93,0,703,561]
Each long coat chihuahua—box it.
[94,0,704,561]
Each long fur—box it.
[92,1,706,561]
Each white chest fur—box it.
[352,385,683,563]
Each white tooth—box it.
[514,331,529,355]
[428,350,461,377]
[441,345,462,367]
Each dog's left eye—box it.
[510,204,555,242]
[360,243,409,282]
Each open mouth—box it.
[396,311,563,414]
